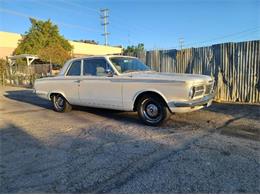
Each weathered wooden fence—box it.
[132,40,260,103]
[2,64,53,87]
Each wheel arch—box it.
[133,90,169,111]
[48,91,68,101]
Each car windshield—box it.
[109,57,150,74]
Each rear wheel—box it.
[137,95,169,126]
[52,94,72,112]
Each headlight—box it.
[189,87,195,99]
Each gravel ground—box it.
[0,86,259,193]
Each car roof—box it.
[59,55,137,76]
[72,55,137,60]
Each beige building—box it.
[0,31,122,59]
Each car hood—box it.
[121,72,213,84]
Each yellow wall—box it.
[0,31,21,58]
[0,31,122,59]
[69,41,122,56]
[0,31,21,48]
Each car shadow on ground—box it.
[3,90,141,125]
[2,90,260,193]
[72,105,141,124]
[4,90,53,109]
[2,89,206,128]
[205,102,260,120]
[3,89,260,129]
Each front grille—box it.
[193,81,214,98]
[195,85,204,91]
[194,85,205,97]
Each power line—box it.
[0,6,130,46]
[227,30,260,42]
[34,0,142,44]
[54,0,155,37]
[161,27,260,50]
[0,8,101,33]
[100,8,110,45]
[183,27,260,48]
[56,0,98,13]
[30,0,98,19]
[38,0,158,46]
[27,0,141,44]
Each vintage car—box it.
[34,55,215,126]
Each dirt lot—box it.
[0,86,259,193]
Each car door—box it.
[79,58,123,109]
[62,59,82,105]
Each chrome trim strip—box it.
[110,79,184,83]
[35,90,48,95]
[37,77,185,84]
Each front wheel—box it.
[137,95,169,126]
[52,94,72,112]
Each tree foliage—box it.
[14,18,73,65]
[74,39,98,45]
[0,59,9,85]
[38,44,71,65]
[0,58,7,76]
[123,43,145,56]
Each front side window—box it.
[83,58,112,76]
[109,57,150,74]
[67,60,81,76]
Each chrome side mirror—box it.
[106,69,114,77]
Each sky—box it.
[0,0,259,50]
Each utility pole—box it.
[127,33,130,46]
[100,8,110,45]
[179,37,184,50]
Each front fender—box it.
[133,89,169,105]
[48,90,68,101]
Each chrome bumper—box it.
[33,90,49,100]
[168,93,215,108]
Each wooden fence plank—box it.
[132,40,260,103]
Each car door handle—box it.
[74,80,81,83]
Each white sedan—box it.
[34,55,215,126]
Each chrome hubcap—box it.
[146,103,159,117]
[55,96,64,109]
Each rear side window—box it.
[67,60,81,76]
